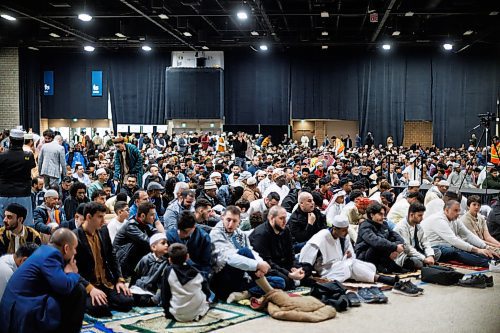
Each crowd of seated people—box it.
[0,127,499,332]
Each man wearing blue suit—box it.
[0,228,85,333]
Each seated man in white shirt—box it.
[107,201,129,243]
[0,243,39,301]
[247,192,280,218]
[387,192,423,224]
[421,200,498,267]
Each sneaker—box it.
[393,280,420,297]
[457,276,486,289]
[346,292,361,307]
[476,274,494,287]
[403,280,424,294]
[357,288,377,303]
[490,260,500,273]
[368,287,388,303]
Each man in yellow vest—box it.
[491,136,500,165]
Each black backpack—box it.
[310,281,349,312]
[421,265,464,285]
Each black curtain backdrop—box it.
[40,53,108,120]
[225,51,290,125]
[20,49,500,147]
[109,53,170,130]
[19,49,41,133]
[165,68,223,119]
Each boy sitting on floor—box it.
[161,243,210,322]
[129,233,169,306]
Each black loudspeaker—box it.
[196,57,206,67]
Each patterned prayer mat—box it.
[440,261,488,272]
[81,321,115,333]
[121,303,267,333]
[84,307,164,324]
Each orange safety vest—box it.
[491,143,500,165]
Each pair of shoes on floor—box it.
[357,287,388,303]
[345,292,362,307]
[392,280,423,297]
[489,260,500,273]
[458,274,494,289]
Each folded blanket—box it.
[255,289,336,323]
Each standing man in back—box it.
[38,132,66,188]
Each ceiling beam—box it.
[371,0,398,42]
[252,0,280,42]
[119,0,196,50]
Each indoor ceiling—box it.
[0,0,499,52]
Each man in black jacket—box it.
[355,202,405,273]
[233,132,248,171]
[288,192,327,252]
[63,182,89,221]
[113,202,159,278]
[74,202,133,317]
[250,206,305,290]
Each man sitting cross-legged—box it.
[210,205,284,303]
[74,202,134,317]
[299,215,397,285]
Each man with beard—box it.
[113,137,143,187]
[262,169,290,204]
[120,174,140,199]
[164,189,196,231]
[74,202,133,317]
[288,192,327,251]
[250,206,306,290]
[63,182,90,220]
[0,204,41,255]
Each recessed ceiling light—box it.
[49,32,61,38]
[49,2,71,8]
[78,13,92,22]
[27,46,39,51]
[183,31,192,37]
[405,11,414,17]
[321,31,329,36]
[321,11,329,18]
[463,30,473,36]
[141,45,152,51]
[115,32,126,38]
[237,11,248,20]
[322,45,328,50]
[392,31,401,36]
[1,14,16,21]
[259,44,268,51]
[158,14,169,19]
[202,46,209,50]
[382,43,391,50]
[443,43,453,50]
[489,11,499,16]
[250,31,259,36]
[83,45,95,52]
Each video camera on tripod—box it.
[478,112,495,127]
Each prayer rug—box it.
[81,321,115,333]
[84,306,164,324]
[121,303,267,333]
[439,261,488,272]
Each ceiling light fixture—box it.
[443,43,453,50]
[250,31,259,36]
[321,31,329,36]
[322,45,328,50]
[392,31,401,36]
[259,44,268,51]
[405,11,414,17]
[321,11,329,18]
[202,46,209,50]
[141,45,152,51]
[78,13,92,22]
[463,30,473,36]
[237,11,248,20]
[0,14,16,21]
[489,11,499,16]
[115,32,126,38]
[382,43,391,50]
[49,32,61,38]
[158,14,169,19]
[183,31,192,37]
[27,46,39,51]
[83,45,95,52]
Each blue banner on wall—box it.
[91,71,103,96]
[43,71,54,96]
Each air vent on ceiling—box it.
[49,2,71,8]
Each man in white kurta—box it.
[299,215,376,283]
